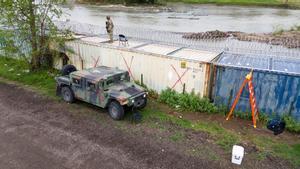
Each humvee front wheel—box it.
[108,101,124,120]
[61,86,75,103]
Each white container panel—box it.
[64,41,212,97]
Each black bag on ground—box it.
[267,118,286,135]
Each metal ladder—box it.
[226,70,259,128]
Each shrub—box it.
[158,88,217,114]
[283,116,300,133]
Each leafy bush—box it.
[158,88,218,113]
[283,116,300,133]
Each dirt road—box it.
[0,82,223,169]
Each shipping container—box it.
[56,36,221,97]
[213,52,300,121]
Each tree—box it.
[0,0,69,70]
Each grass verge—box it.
[0,56,299,167]
[159,88,300,134]
[141,107,240,151]
[79,0,300,8]
[0,56,59,97]
[141,107,300,166]
[252,136,300,166]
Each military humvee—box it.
[55,65,147,120]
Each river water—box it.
[61,3,300,33]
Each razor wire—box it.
[55,21,300,58]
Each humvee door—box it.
[71,76,85,100]
[86,80,100,106]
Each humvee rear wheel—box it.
[61,86,75,103]
[108,101,124,120]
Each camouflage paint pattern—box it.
[56,66,147,108]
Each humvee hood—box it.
[108,82,144,99]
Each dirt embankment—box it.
[183,30,300,48]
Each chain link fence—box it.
[55,21,300,58]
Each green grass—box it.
[252,136,300,166]
[169,132,185,142]
[283,116,300,133]
[142,107,300,166]
[141,108,239,151]
[187,146,220,160]
[166,0,300,8]
[0,56,59,96]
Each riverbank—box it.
[77,0,300,9]
[167,0,300,9]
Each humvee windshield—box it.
[105,72,130,88]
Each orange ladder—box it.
[226,70,259,128]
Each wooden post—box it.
[141,74,144,86]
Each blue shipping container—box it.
[213,52,300,121]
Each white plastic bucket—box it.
[232,145,244,165]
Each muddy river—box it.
[61,3,300,33]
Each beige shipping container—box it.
[59,36,221,98]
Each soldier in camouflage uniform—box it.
[106,16,114,43]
